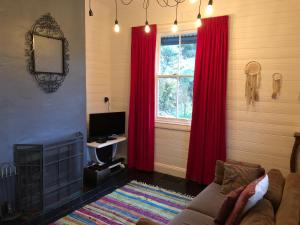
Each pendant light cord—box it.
[198,0,201,14]
[115,0,118,21]
[143,0,150,23]
[156,0,185,8]
[120,0,135,5]
[175,2,178,22]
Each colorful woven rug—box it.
[52,180,193,225]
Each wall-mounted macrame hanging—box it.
[245,61,261,105]
[272,73,282,99]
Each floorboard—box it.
[3,168,204,225]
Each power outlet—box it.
[104,97,109,103]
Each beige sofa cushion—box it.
[239,198,275,225]
[168,209,214,225]
[264,169,285,211]
[187,182,225,218]
[276,173,300,225]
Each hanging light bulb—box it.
[88,0,93,16]
[144,4,150,33]
[114,20,120,33]
[206,0,213,16]
[189,0,198,4]
[113,0,120,33]
[172,4,179,33]
[172,20,178,33]
[196,0,202,28]
[196,13,202,28]
[145,21,151,33]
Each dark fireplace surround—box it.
[14,132,84,213]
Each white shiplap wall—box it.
[87,0,300,176]
[85,0,112,116]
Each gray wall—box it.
[0,0,86,163]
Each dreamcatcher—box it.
[272,73,282,99]
[244,61,262,105]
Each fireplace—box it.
[14,132,84,213]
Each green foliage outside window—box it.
[158,33,196,120]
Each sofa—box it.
[137,164,300,225]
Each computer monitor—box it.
[89,112,125,139]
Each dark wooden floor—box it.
[4,168,205,225]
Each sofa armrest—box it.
[276,173,300,225]
[136,218,162,225]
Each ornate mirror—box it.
[25,13,69,93]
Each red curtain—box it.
[128,25,157,172]
[186,16,229,184]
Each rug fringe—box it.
[130,180,195,199]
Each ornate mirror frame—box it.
[25,13,70,93]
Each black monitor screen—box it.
[89,112,125,138]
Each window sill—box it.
[155,120,191,132]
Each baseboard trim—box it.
[154,162,186,178]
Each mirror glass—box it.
[33,34,63,74]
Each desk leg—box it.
[112,144,118,159]
[87,147,105,165]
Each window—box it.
[156,33,197,122]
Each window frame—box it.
[155,29,197,126]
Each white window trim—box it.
[155,23,197,126]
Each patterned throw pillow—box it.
[215,185,246,225]
[226,159,262,169]
[214,160,225,185]
[221,163,264,194]
[214,160,264,185]
[225,176,265,225]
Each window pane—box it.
[158,78,177,118]
[180,34,197,76]
[178,77,194,119]
[181,34,197,45]
[160,36,179,75]
[180,43,196,75]
[161,36,179,46]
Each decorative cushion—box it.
[264,169,285,211]
[226,159,262,169]
[214,160,225,185]
[214,160,263,185]
[239,198,275,225]
[243,175,269,213]
[214,186,246,225]
[276,173,300,225]
[225,176,265,225]
[221,163,264,194]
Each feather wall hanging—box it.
[244,61,262,105]
[272,73,282,99]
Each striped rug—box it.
[52,180,193,225]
